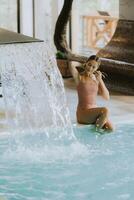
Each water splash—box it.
[0,42,74,139]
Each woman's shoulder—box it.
[78,73,85,81]
[79,74,87,82]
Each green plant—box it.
[56,51,67,59]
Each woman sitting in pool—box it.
[69,55,114,132]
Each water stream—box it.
[0,42,74,139]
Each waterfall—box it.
[0,42,74,139]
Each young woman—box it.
[69,55,114,132]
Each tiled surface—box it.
[64,78,134,125]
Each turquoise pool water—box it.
[0,124,134,200]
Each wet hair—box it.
[87,55,99,62]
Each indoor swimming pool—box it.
[0,34,133,200]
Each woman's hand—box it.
[95,71,102,81]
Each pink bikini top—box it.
[77,79,98,109]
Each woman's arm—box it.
[69,62,80,85]
[95,71,110,100]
